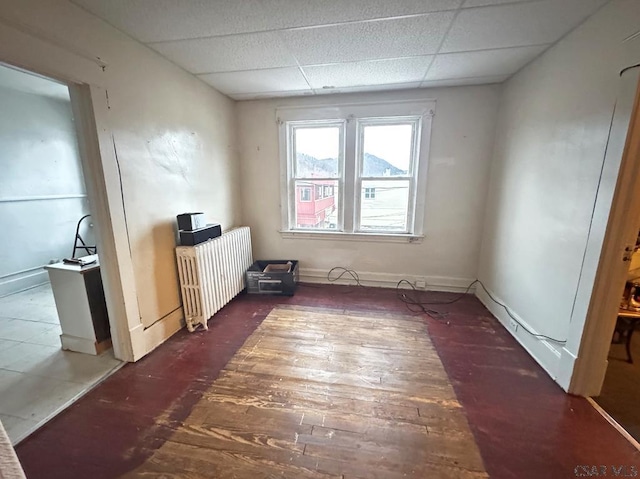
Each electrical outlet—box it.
[415,279,427,289]
[509,318,519,332]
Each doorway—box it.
[0,63,122,444]
[593,229,640,444]
[561,63,640,445]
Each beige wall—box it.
[0,0,240,358]
[237,86,501,289]
[477,0,640,389]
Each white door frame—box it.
[68,83,143,361]
[564,65,640,396]
[0,59,143,362]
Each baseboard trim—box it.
[556,347,579,392]
[559,346,608,397]
[0,270,49,298]
[60,334,109,355]
[475,285,562,385]
[300,268,476,293]
[139,307,185,359]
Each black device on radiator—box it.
[177,212,206,231]
[179,223,222,246]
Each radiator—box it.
[175,226,253,332]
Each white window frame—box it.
[284,120,345,231]
[278,100,434,243]
[356,117,420,234]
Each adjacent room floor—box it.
[14,284,640,479]
[595,328,640,443]
[0,284,122,443]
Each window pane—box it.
[295,180,339,230]
[359,180,409,232]
[294,127,340,178]
[362,124,412,177]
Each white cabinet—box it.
[44,255,111,355]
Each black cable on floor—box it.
[315,266,567,344]
[395,278,567,344]
[327,267,364,287]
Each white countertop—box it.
[44,255,100,273]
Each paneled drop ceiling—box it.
[71,0,609,100]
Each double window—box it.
[278,101,434,238]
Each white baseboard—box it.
[557,346,608,397]
[0,269,49,297]
[475,285,562,384]
[60,334,101,355]
[300,267,476,293]
[139,307,185,359]
[124,308,185,362]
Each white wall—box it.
[0,83,90,297]
[477,0,640,388]
[238,86,501,289]
[0,0,240,359]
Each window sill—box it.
[279,230,424,244]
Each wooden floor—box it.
[123,306,487,479]
[15,285,640,479]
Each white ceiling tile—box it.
[462,0,533,7]
[314,82,422,95]
[71,0,269,42]
[282,12,454,65]
[199,68,309,95]
[426,45,547,80]
[230,90,314,100]
[421,75,509,88]
[261,0,462,29]
[73,0,463,42]
[151,32,298,74]
[441,0,609,53]
[302,57,433,89]
[72,0,611,99]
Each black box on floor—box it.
[179,223,222,246]
[246,260,299,296]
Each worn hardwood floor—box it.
[123,305,487,479]
[17,284,640,478]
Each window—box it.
[278,101,433,238]
[300,186,311,202]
